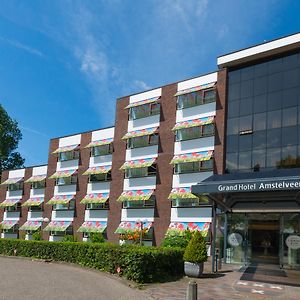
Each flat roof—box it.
[218,32,300,68]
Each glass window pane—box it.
[202,124,214,136]
[252,149,266,170]
[238,151,251,170]
[253,113,266,131]
[226,153,238,172]
[266,148,281,168]
[228,100,240,118]
[282,88,298,108]
[268,58,282,74]
[239,97,253,116]
[283,69,299,89]
[268,72,283,92]
[228,83,240,101]
[226,135,238,152]
[282,126,298,146]
[282,107,297,127]
[254,62,268,77]
[253,94,267,113]
[241,66,254,81]
[239,134,252,151]
[239,115,252,132]
[267,128,281,148]
[240,80,253,99]
[227,118,239,135]
[203,89,216,103]
[254,76,267,96]
[283,54,299,70]
[252,131,266,149]
[228,70,240,84]
[267,91,282,111]
[280,146,297,168]
[267,110,282,129]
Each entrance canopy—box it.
[192,169,300,212]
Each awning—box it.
[1,177,23,185]
[25,175,46,183]
[49,169,77,179]
[85,138,113,148]
[172,116,214,131]
[124,96,160,109]
[0,220,18,230]
[0,198,21,207]
[78,221,107,233]
[83,165,111,175]
[80,193,109,204]
[19,221,42,231]
[43,221,72,232]
[166,222,210,237]
[120,157,156,170]
[170,150,213,164]
[115,221,153,234]
[174,82,216,96]
[22,197,44,207]
[122,127,158,140]
[52,144,79,154]
[168,187,198,199]
[47,195,75,205]
[117,189,154,202]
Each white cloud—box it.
[132,80,151,91]
[20,125,49,138]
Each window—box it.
[175,124,214,141]
[32,181,46,189]
[177,88,216,109]
[5,203,21,212]
[129,103,160,120]
[89,173,111,182]
[91,144,113,157]
[3,226,18,234]
[58,150,80,162]
[174,159,213,174]
[53,200,75,211]
[29,205,43,212]
[171,197,209,207]
[122,196,155,209]
[125,165,156,178]
[86,202,109,210]
[8,182,23,191]
[127,134,159,149]
[50,226,73,236]
[56,175,77,186]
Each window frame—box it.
[175,124,215,142]
[50,226,73,236]
[55,175,78,186]
[89,172,111,183]
[127,134,159,149]
[129,102,160,120]
[52,199,75,211]
[8,182,23,191]
[122,196,156,209]
[58,150,80,162]
[174,159,213,174]
[4,202,21,212]
[124,164,157,179]
[171,197,210,208]
[86,202,109,210]
[91,144,113,157]
[31,181,46,189]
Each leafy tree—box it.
[183,231,208,263]
[0,104,24,175]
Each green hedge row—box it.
[0,239,184,283]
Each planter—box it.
[184,261,204,278]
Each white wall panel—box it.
[57,159,79,171]
[8,169,25,178]
[90,155,113,167]
[54,185,77,195]
[28,211,43,220]
[49,235,64,242]
[128,115,160,131]
[1,233,17,239]
[86,182,110,194]
[32,165,47,176]
[174,138,214,155]
[171,207,212,222]
[30,188,45,198]
[51,210,74,221]
[91,127,115,141]
[129,88,162,104]
[84,209,108,221]
[59,134,81,147]
[123,177,156,190]
[177,73,217,91]
[3,211,20,220]
[172,172,213,187]
[176,104,216,122]
[6,190,23,199]
[121,208,155,221]
[126,147,158,160]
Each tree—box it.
[0,104,25,175]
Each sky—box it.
[0,0,300,167]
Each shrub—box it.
[90,233,105,243]
[0,239,184,283]
[32,231,42,241]
[183,231,207,264]
[161,230,193,249]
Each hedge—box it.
[0,239,184,283]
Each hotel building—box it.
[1,32,300,269]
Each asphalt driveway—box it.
[0,256,148,300]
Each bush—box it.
[161,230,193,248]
[183,231,207,264]
[90,233,105,243]
[32,231,42,241]
[0,239,184,283]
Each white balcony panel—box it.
[51,210,74,221]
[172,172,213,187]
[49,235,64,242]
[8,169,25,178]
[90,155,113,167]
[177,73,217,91]
[174,137,215,155]
[54,184,77,195]
[84,209,108,221]
[57,159,79,171]
[28,211,43,220]
[176,104,216,122]
[171,207,212,222]
[128,115,160,132]
[123,177,156,190]
[86,182,110,194]
[30,188,45,198]
[59,134,81,147]
[32,165,47,176]
[6,190,23,199]
[121,208,155,221]
[1,233,18,239]
[92,127,115,141]
[126,146,158,161]
[3,211,20,220]
[129,88,161,104]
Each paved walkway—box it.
[144,263,300,300]
[0,256,146,300]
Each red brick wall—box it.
[153,83,177,246]
[0,171,9,223]
[214,69,228,175]
[106,97,129,243]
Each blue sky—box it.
[0,0,300,167]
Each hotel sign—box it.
[192,178,300,194]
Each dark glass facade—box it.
[226,51,300,173]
